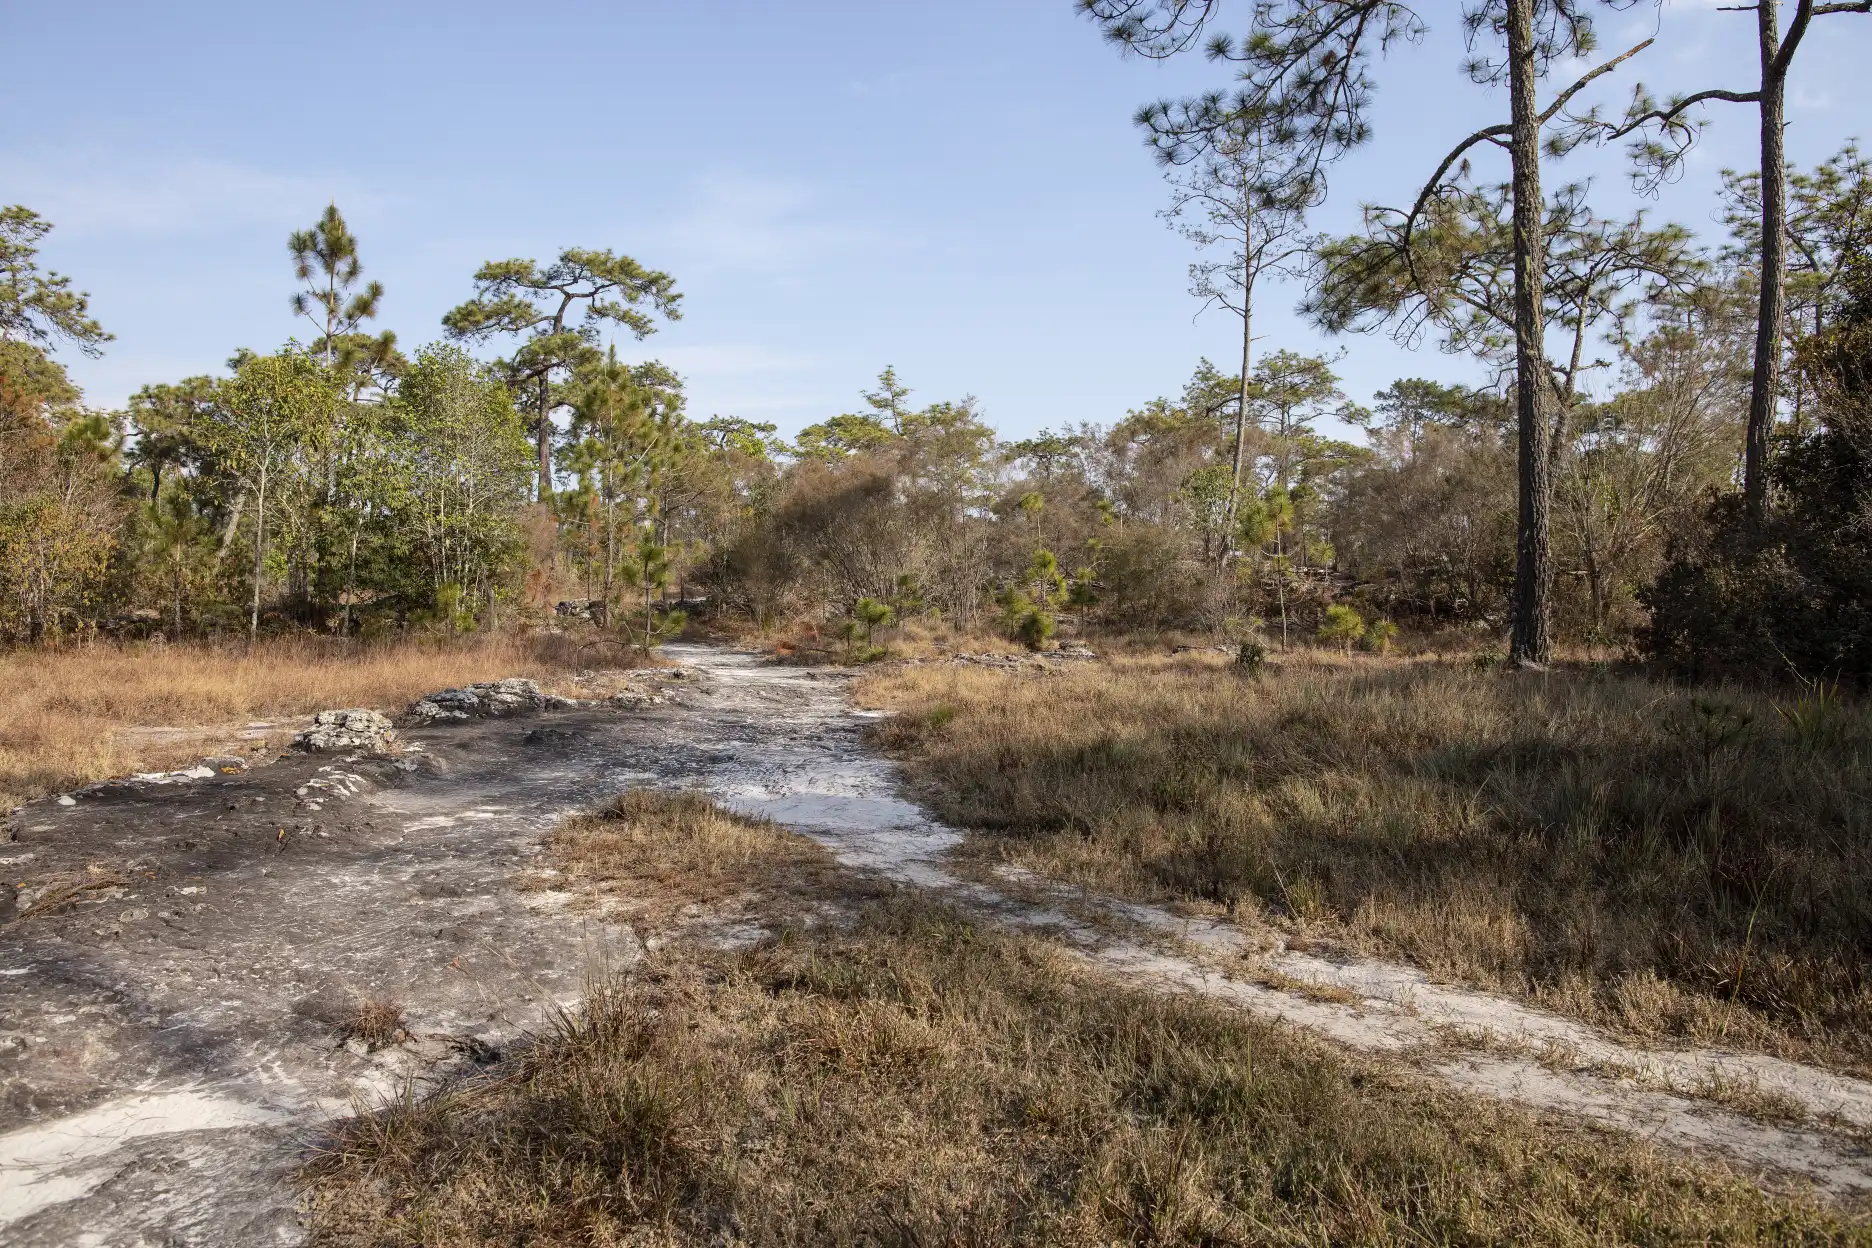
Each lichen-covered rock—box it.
[407,678,578,724]
[293,709,398,754]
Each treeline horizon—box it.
[3,3,1871,682]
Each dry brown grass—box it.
[0,633,617,809]
[340,996,408,1052]
[302,897,1855,1245]
[859,653,1872,1073]
[7,862,130,923]
[706,614,1027,665]
[548,789,844,921]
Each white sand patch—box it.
[0,1088,288,1227]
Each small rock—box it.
[427,688,483,713]
[293,709,398,755]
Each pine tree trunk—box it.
[1506,0,1554,667]
[1227,273,1255,542]
[537,375,553,503]
[1745,0,1789,520]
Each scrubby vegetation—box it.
[547,789,843,921]
[303,893,1847,1246]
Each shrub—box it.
[1359,617,1400,654]
[1644,255,1872,683]
[1318,603,1366,654]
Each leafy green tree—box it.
[329,400,408,635]
[1006,429,1088,482]
[619,527,682,651]
[1361,616,1400,653]
[700,415,783,459]
[444,250,681,501]
[143,486,212,637]
[998,548,1069,650]
[194,350,339,638]
[793,412,893,461]
[562,348,684,622]
[1017,490,1045,544]
[392,344,534,621]
[0,206,110,355]
[842,594,895,661]
[889,573,927,618]
[1365,378,1510,439]
[126,378,215,500]
[1179,462,1233,564]
[1248,351,1356,491]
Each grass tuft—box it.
[340,996,408,1051]
[548,789,838,919]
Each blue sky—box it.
[4,1,1867,443]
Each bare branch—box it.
[1599,86,1761,141]
[1536,38,1656,126]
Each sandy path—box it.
[2,645,1868,1246]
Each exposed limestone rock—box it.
[292,709,398,754]
[407,678,578,725]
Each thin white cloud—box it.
[5,151,385,236]
[653,170,896,273]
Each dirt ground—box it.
[0,669,709,1244]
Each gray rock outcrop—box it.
[292,709,398,754]
[407,678,577,724]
